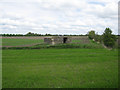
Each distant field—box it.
[1,36,90,47]
[2,49,118,88]
[1,38,43,47]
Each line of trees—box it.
[0,32,87,36]
[88,28,118,48]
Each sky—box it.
[0,0,119,35]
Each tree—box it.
[88,30,95,40]
[102,28,117,48]
[26,32,34,36]
[93,32,103,43]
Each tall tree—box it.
[88,30,95,40]
[102,28,117,48]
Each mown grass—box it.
[1,38,43,46]
[2,49,118,88]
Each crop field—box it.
[2,48,118,88]
[1,38,43,47]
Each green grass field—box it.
[1,38,43,46]
[2,49,118,88]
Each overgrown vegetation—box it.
[1,42,104,49]
[88,28,118,48]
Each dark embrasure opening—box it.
[63,37,67,43]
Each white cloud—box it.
[0,0,119,35]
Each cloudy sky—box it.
[0,0,118,35]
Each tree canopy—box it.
[102,28,117,48]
